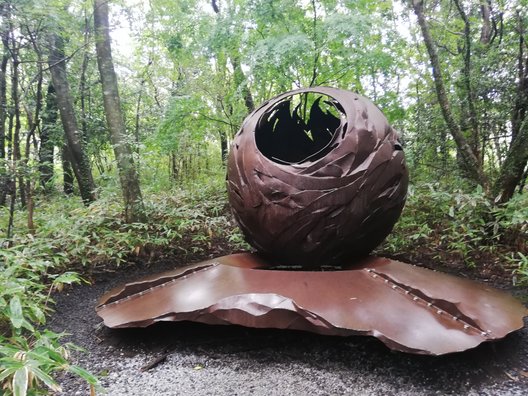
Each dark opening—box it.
[255,93,344,164]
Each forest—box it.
[0,0,527,394]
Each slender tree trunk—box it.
[453,0,480,162]
[0,4,9,207]
[511,11,527,143]
[519,165,528,194]
[23,62,42,233]
[6,160,15,242]
[411,0,489,190]
[0,3,7,160]
[94,0,145,222]
[134,58,151,150]
[493,120,528,202]
[219,129,228,165]
[479,0,492,45]
[231,56,255,113]
[39,83,57,191]
[23,28,44,219]
[134,78,145,149]
[79,10,90,138]
[10,35,25,208]
[48,32,96,204]
[62,145,74,195]
[493,10,528,203]
[169,152,178,181]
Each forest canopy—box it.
[0,0,527,209]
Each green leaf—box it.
[52,271,81,286]
[13,366,29,396]
[69,365,99,385]
[40,348,67,364]
[20,319,35,333]
[9,296,24,329]
[30,366,62,392]
[30,306,46,324]
[0,366,18,382]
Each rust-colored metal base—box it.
[96,253,527,355]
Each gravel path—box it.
[49,256,528,395]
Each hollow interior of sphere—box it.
[255,92,345,164]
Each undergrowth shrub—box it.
[0,240,98,395]
[381,184,528,274]
[1,179,245,272]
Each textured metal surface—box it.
[227,87,408,266]
[96,253,527,356]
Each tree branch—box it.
[410,0,488,189]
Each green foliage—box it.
[0,331,98,396]
[29,183,239,266]
[2,172,244,269]
[381,184,528,272]
[0,241,72,334]
[511,253,528,286]
[0,238,96,394]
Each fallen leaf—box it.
[504,371,519,382]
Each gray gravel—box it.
[49,256,528,396]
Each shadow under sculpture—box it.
[96,87,527,355]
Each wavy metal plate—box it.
[96,253,527,355]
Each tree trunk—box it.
[493,121,528,202]
[411,0,489,190]
[511,10,527,143]
[48,32,96,204]
[519,165,528,194]
[10,33,25,208]
[453,0,480,161]
[479,0,492,44]
[39,83,57,191]
[0,4,9,206]
[0,3,8,162]
[79,10,91,138]
[219,129,228,165]
[94,0,145,222]
[134,77,145,150]
[62,145,74,195]
[231,56,255,113]
[493,10,528,203]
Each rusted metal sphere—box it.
[227,87,408,266]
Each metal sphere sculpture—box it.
[97,87,527,356]
[227,87,408,266]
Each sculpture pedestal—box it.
[96,253,527,355]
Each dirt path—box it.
[49,253,528,395]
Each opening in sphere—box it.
[255,92,344,164]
